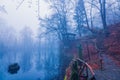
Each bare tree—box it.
[99,0,108,34]
[20,27,33,72]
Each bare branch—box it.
[16,0,25,10]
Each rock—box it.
[8,63,20,74]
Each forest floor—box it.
[94,54,120,80]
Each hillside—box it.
[104,23,120,66]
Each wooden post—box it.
[86,41,91,60]
[78,44,83,60]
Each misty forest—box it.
[0,0,120,80]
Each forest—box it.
[0,0,120,80]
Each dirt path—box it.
[94,54,120,80]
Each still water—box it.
[0,51,59,80]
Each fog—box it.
[0,0,120,80]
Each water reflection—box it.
[0,39,60,80]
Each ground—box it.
[95,54,120,80]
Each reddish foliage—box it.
[80,22,120,69]
[107,55,120,67]
[104,22,120,66]
[64,22,120,71]
[88,63,99,70]
[86,52,100,70]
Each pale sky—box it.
[0,0,51,36]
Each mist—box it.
[0,0,120,80]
